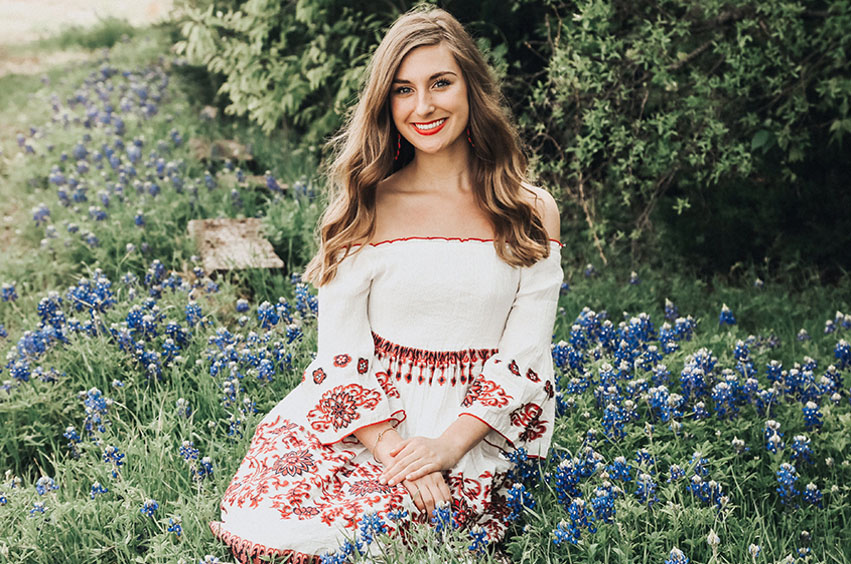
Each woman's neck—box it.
[407,140,473,194]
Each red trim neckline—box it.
[363,236,563,248]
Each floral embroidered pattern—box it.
[510,403,548,443]
[372,332,498,387]
[525,368,540,382]
[312,368,326,385]
[375,370,400,398]
[544,379,555,400]
[508,360,520,376]
[462,377,512,408]
[307,384,383,433]
[357,357,369,374]
[273,450,317,477]
[333,354,351,367]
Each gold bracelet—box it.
[372,428,392,458]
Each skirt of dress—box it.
[211,336,516,563]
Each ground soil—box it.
[0,0,173,77]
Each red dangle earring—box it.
[466,126,475,148]
[394,133,401,161]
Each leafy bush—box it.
[523,0,851,268]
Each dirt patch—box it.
[0,0,174,77]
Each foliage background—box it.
[174,0,851,279]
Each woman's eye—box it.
[434,78,450,88]
[394,86,412,95]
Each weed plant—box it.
[1,26,850,564]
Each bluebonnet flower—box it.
[635,473,658,507]
[664,298,678,321]
[664,547,690,564]
[802,401,823,431]
[629,271,640,285]
[197,456,214,480]
[81,387,111,436]
[601,403,626,440]
[140,498,159,518]
[667,464,685,482]
[790,435,813,465]
[634,449,655,473]
[90,482,108,499]
[606,456,633,483]
[185,301,203,327]
[824,320,836,334]
[775,463,799,506]
[797,328,810,341]
[719,304,736,325]
[236,298,249,313]
[257,301,279,329]
[468,525,489,554]
[754,277,764,289]
[264,170,282,192]
[387,508,408,521]
[584,264,596,277]
[30,501,47,516]
[711,381,738,420]
[430,502,456,534]
[835,340,850,369]
[506,482,535,521]
[1,282,18,302]
[35,476,59,495]
[0,324,6,339]
[560,281,570,295]
[505,447,539,484]
[102,445,125,477]
[167,516,183,537]
[32,204,50,226]
[802,482,823,507]
[591,483,616,523]
[176,397,191,418]
[64,425,81,457]
[179,440,200,461]
[204,170,216,190]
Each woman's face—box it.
[390,42,469,156]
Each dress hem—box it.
[210,520,322,564]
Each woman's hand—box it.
[378,436,462,486]
[402,471,452,517]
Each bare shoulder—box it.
[520,182,560,242]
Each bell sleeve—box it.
[459,241,564,457]
[301,247,395,446]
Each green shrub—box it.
[523,0,851,269]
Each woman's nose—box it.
[416,92,435,116]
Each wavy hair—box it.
[302,5,551,286]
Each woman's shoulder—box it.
[520,182,560,242]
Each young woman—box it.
[211,6,563,562]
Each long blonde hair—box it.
[303,5,551,286]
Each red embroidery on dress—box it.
[307,384,383,433]
[333,354,351,367]
[273,450,317,477]
[357,358,369,374]
[349,479,395,496]
[525,368,540,382]
[312,368,326,385]
[375,370,400,398]
[544,379,555,399]
[371,332,499,387]
[510,403,548,442]
[508,360,520,376]
[462,377,512,408]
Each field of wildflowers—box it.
[1,26,850,564]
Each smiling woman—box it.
[211,5,563,563]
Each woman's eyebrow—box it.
[392,71,457,84]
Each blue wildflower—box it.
[802,482,823,508]
[140,498,159,518]
[506,482,535,521]
[168,516,183,537]
[719,304,736,325]
[664,547,690,564]
[90,482,108,499]
[802,401,823,431]
[35,476,59,495]
[775,463,799,506]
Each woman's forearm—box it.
[439,414,491,462]
[352,421,403,465]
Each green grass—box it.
[1,22,850,564]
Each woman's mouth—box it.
[412,118,447,135]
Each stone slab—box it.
[187,218,284,272]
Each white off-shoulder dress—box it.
[211,237,564,563]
